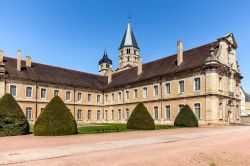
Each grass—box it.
[77,124,180,134]
[29,123,180,135]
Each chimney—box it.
[177,40,183,65]
[17,50,22,71]
[26,56,32,67]
[137,57,142,75]
[0,50,4,63]
[107,67,113,84]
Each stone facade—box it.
[0,24,242,125]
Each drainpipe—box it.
[73,86,76,119]
[160,77,163,123]
[35,82,38,120]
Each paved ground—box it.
[1,126,250,166]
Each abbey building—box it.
[0,22,242,125]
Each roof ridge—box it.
[4,56,104,78]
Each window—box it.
[105,94,108,102]
[54,90,59,96]
[112,93,114,102]
[165,83,171,95]
[179,104,185,111]
[88,94,92,102]
[97,110,101,120]
[194,103,201,119]
[179,81,184,94]
[66,91,71,101]
[194,77,201,91]
[10,85,17,96]
[165,105,171,120]
[125,91,129,100]
[97,95,101,103]
[154,85,159,96]
[87,110,91,120]
[154,106,159,120]
[111,110,114,120]
[126,108,129,120]
[143,87,148,98]
[77,92,82,101]
[77,109,82,120]
[105,110,108,120]
[219,77,223,91]
[26,107,32,120]
[41,88,46,99]
[127,56,130,62]
[118,92,122,101]
[26,87,32,98]
[118,109,122,120]
[134,89,138,98]
[127,49,130,54]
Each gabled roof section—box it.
[218,33,238,48]
[119,22,139,49]
[3,57,107,90]
[106,40,219,90]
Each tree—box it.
[127,103,155,130]
[174,104,198,127]
[34,96,77,136]
[0,93,29,136]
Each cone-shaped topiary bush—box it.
[0,93,29,137]
[34,96,77,136]
[127,103,155,130]
[174,104,198,127]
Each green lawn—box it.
[77,124,179,134]
[29,123,179,135]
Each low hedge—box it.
[34,96,77,136]
[174,104,198,127]
[0,93,29,136]
[126,103,155,130]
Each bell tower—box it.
[99,50,112,76]
[118,19,141,71]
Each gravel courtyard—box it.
[1,126,250,166]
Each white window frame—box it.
[111,110,114,120]
[153,85,159,96]
[118,92,122,101]
[97,94,101,103]
[97,110,101,120]
[165,105,171,120]
[193,77,201,92]
[153,106,159,120]
[125,90,129,100]
[193,103,201,120]
[40,87,47,99]
[125,108,129,120]
[143,86,148,98]
[134,89,138,99]
[54,89,59,97]
[25,86,33,98]
[165,82,171,95]
[77,109,82,120]
[118,108,122,120]
[111,93,115,102]
[66,91,71,101]
[87,93,92,102]
[9,84,17,97]
[87,110,92,120]
[179,80,185,94]
[26,107,32,120]
[77,92,82,102]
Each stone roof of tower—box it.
[99,50,112,65]
[119,23,139,49]
[2,39,223,91]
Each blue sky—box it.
[0,0,249,92]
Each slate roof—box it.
[2,40,219,91]
[99,50,112,65]
[119,23,139,49]
[243,90,250,102]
